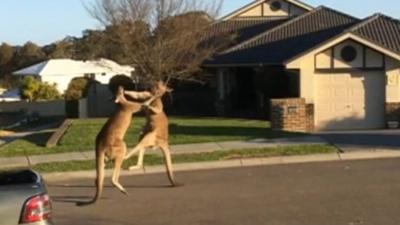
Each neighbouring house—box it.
[203,0,400,131]
[0,88,22,102]
[13,58,134,93]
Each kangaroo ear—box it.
[115,86,124,103]
[118,86,124,93]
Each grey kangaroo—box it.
[124,81,181,187]
[77,86,154,206]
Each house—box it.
[205,0,400,131]
[13,58,134,93]
[0,89,21,102]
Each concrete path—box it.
[317,129,400,152]
[49,158,400,225]
[0,136,327,169]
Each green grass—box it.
[30,145,337,173]
[0,117,306,158]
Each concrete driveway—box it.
[317,129,400,151]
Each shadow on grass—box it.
[169,124,306,139]
[21,131,54,147]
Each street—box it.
[48,158,400,225]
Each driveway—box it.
[317,129,400,151]
[48,159,400,225]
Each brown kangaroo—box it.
[77,86,154,206]
[124,82,181,186]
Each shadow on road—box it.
[317,131,400,150]
[52,195,93,203]
[48,184,174,189]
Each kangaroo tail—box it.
[76,150,105,206]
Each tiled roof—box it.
[208,18,289,46]
[220,0,313,21]
[351,14,400,54]
[206,6,360,66]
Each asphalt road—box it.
[48,158,400,225]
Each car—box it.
[0,169,53,225]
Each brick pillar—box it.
[386,103,400,127]
[306,104,315,132]
[270,98,314,132]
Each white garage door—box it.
[315,71,385,130]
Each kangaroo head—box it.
[152,81,173,98]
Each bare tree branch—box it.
[87,0,230,88]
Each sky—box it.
[0,0,399,46]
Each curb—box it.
[43,150,400,182]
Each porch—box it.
[214,66,300,119]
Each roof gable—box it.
[220,0,313,21]
[286,14,400,66]
[351,14,400,54]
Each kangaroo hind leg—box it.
[159,143,183,187]
[111,141,128,195]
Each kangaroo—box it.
[124,81,181,187]
[77,86,154,206]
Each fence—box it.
[0,100,66,117]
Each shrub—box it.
[64,77,91,101]
[20,76,61,101]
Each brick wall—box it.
[386,102,400,121]
[306,104,315,132]
[270,98,314,132]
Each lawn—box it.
[31,145,336,173]
[0,116,306,157]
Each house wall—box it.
[315,40,385,70]
[42,75,77,94]
[300,40,387,104]
[286,38,400,130]
[41,73,116,94]
[234,0,307,18]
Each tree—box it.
[86,0,229,86]
[20,76,61,101]
[44,38,76,59]
[0,43,16,86]
[0,43,14,66]
[75,29,108,60]
[16,41,46,68]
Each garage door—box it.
[315,71,385,130]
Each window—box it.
[270,1,282,11]
[340,45,357,62]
